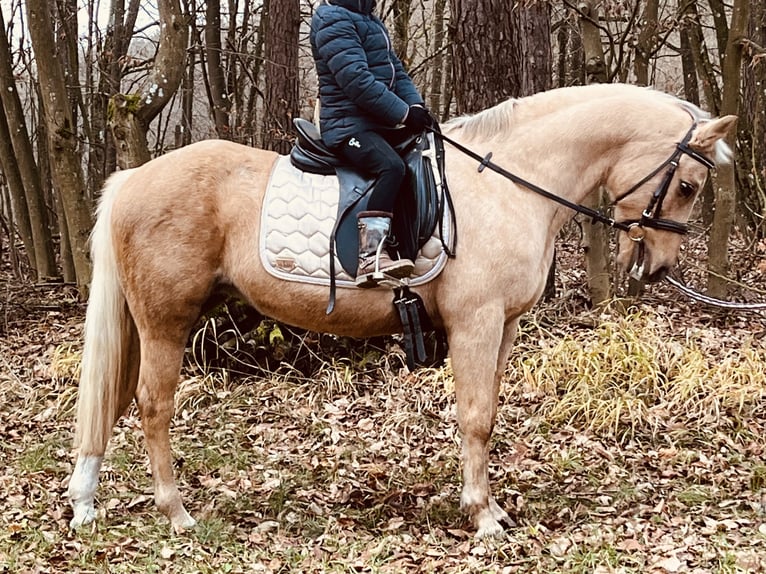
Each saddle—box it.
[288,118,456,369]
[289,118,455,279]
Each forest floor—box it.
[2,224,766,573]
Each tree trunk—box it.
[578,0,608,84]
[556,15,569,88]
[678,3,700,106]
[52,0,81,282]
[450,0,516,113]
[707,0,749,297]
[511,0,551,96]
[428,0,447,117]
[392,0,413,66]
[577,0,611,305]
[684,1,721,114]
[26,0,94,294]
[244,4,267,145]
[182,35,196,148]
[205,0,232,139]
[261,0,300,154]
[741,3,766,230]
[109,0,189,168]
[87,0,140,195]
[0,103,35,272]
[36,94,76,283]
[0,8,57,280]
[633,0,659,85]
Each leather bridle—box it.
[610,123,715,242]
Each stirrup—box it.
[356,272,408,289]
[356,242,412,288]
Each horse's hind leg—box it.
[69,323,141,528]
[450,311,519,538]
[134,326,197,530]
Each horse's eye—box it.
[679,181,697,198]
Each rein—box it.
[664,276,766,311]
[428,127,634,232]
[428,124,714,239]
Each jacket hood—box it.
[326,0,375,15]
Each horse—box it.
[67,83,736,538]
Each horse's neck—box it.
[488,114,619,226]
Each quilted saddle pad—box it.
[260,155,452,288]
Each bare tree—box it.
[261,0,300,153]
[392,0,413,63]
[633,0,659,85]
[741,5,766,232]
[577,0,612,305]
[511,0,551,96]
[707,0,749,297]
[205,0,232,139]
[428,0,448,118]
[108,0,189,168]
[87,0,141,193]
[450,0,516,113]
[0,102,35,273]
[0,7,57,280]
[25,0,94,293]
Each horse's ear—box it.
[689,115,738,150]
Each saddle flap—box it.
[333,133,445,276]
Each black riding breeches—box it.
[335,130,408,213]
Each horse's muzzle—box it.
[626,245,670,283]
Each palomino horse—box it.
[68,84,736,538]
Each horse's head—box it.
[609,113,738,283]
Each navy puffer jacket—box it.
[310,0,424,148]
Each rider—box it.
[310,0,433,287]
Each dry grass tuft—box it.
[507,307,766,442]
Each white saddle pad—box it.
[260,155,451,288]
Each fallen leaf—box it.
[654,556,683,572]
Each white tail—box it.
[74,169,137,454]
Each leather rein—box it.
[428,124,715,241]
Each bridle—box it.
[429,122,715,242]
[610,123,715,242]
[431,122,766,309]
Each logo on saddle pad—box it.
[348,138,361,149]
[274,257,297,272]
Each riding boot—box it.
[356,211,414,288]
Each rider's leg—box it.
[336,131,414,285]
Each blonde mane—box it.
[442,84,711,142]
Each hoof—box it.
[473,504,508,539]
[475,517,505,539]
[170,511,197,533]
[489,497,515,527]
[69,504,96,530]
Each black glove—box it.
[404,106,433,132]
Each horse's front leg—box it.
[450,311,519,538]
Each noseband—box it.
[611,124,715,241]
